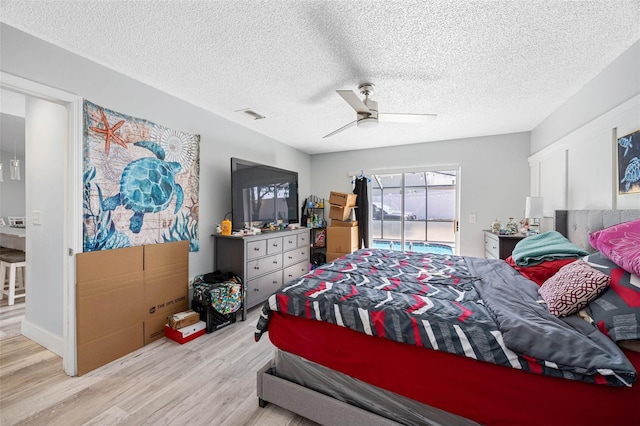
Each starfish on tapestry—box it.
[89,108,128,155]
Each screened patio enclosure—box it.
[370,171,457,254]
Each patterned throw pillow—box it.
[583,252,640,342]
[539,260,611,317]
[589,218,640,276]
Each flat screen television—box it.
[231,158,299,230]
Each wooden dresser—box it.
[213,228,310,320]
[483,230,526,260]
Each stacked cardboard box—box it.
[327,191,359,261]
[328,191,357,221]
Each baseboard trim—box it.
[21,319,64,357]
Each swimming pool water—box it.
[372,241,453,255]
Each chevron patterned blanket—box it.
[255,249,636,386]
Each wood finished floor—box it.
[0,299,318,426]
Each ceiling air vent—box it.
[236,108,266,120]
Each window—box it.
[371,170,456,254]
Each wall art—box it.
[618,129,640,195]
[83,100,200,251]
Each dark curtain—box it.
[353,177,369,249]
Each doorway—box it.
[1,73,82,376]
[371,170,457,254]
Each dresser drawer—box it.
[297,232,309,248]
[247,239,267,260]
[283,261,309,282]
[484,232,499,259]
[267,236,283,255]
[283,246,309,268]
[246,269,282,308]
[247,253,282,280]
[283,234,298,251]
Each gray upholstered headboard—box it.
[554,209,640,253]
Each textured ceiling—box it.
[1,1,639,155]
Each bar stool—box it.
[0,250,26,305]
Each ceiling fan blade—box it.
[336,90,370,114]
[379,113,437,123]
[323,120,357,138]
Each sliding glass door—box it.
[371,170,457,254]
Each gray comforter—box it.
[467,257,635,386]
[255,249,636,387]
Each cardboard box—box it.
[329,204,355,221]
[143,240,190,344]
[329,191,357,207]
[165,320,206,344]
[76,246,145,376]
[327,226,359,253]
[167,309,200,330]
[331,220,358,227]
[75,240,190,375]
[326,251,349,262]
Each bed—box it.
[255,209,640,425]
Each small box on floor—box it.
[167,309,200,330]
[164,320,206,344]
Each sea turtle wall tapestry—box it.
[83,100,200,252]
[617,129,640,195]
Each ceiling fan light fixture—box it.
[357,116,379,128]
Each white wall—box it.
[529,95,640,212]
[531,40,640,154]
[0,23,310,349]
[0,89,26,220]
[530,40,640,214]
[310,132,531,258]
[0,149,25,218]
[22,97,66,354]
[0,23,311,279]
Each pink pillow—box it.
[589,218,640,276]
[539,260,610,317]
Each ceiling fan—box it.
[323,83,437,138]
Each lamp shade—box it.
[525,196,544,218]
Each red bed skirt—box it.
[269,311,640,426]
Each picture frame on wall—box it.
[617,129,640,195]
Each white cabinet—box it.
[213,228,310,320]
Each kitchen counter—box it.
[0,227,26,251]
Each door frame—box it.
[359,165,461,254]
[1,72,82,375]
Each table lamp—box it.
[525,196,544,234]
